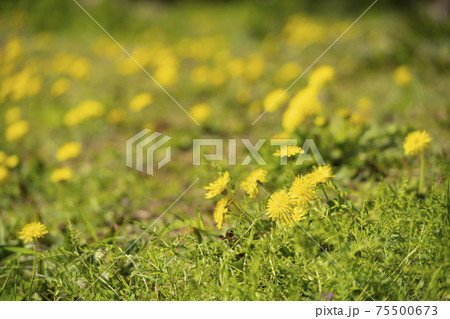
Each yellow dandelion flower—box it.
[0,166,8,182]
[5,120,29,141]
[308,65,335,88]
[244,54,265,82]
[289,175,317,207]
[275,62,302,84]
[154,64,178,86]
[18,222,48,243]
[307,165,335,185]
[5,107,21,124]
[5,155,19,168]
[56,142,81,162]
[129,92,153,112]
[50,167,73,182]
[394,65,412,86]
[337,107,350,118]
[240,168,268,198]
[204,171,230,199]
[69,58,90,79]
[64,100,105,126]
[403,130,431,156]
[107,108,126,124]
[214,196,232,230]
[357,97,372,111]
[266,190,301,225]
[273,145,303,158]
[189,103,211,124]
[349,111,366,126]
[263,88,289,113]
[51,78,70,97]
[314,115,327,127]
[227,58,245,78]
[282,86,321,132]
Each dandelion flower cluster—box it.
[266,165,335,226]
[204,171,230,199]
[18,222,48,243]
[403,130,431,156]
[240,168,268,198]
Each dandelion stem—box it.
[231,200,244,215]
[289,161,296,177]
[419,150,425,193]
[28,239,38,300]
[322,188,330,202]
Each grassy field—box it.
[0,0,449,300]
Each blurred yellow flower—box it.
[349,111,366,126]
[282,86,321,132]
[244,54,265,82]
[240,168,268,198]
[5,120,29,141]
[107,108,126,124]
[69,58,90,79]
[403,130,431,156]
[263,88,289,113]
[314,115,327,127]
[189,103,211,124]
[307,165,335,185]
[51,78,70,96]
[357,97,372,111]
[56,142,81,162]
[191,65,211,84]
[214,196,232,230]
[18,222,48,244]
[309,65,335,88]
[129,93,153,112]
[337,107,350,118]
[283,15,325,47]
[5,155,19,168]
[154,64,178,86]
[204,171,230,199]
[3,38,24,63]
[394,65,412,86]
[64,100,105,126]
[50,167,73,182]
[227,58,245,78]
[0,166,8,182]
[5,107,21,124]
[275,62,301,84]
[273,145,303,158]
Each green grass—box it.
[0,0,449,300]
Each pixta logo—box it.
[126,130,325,175]
[126,129,171,175]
